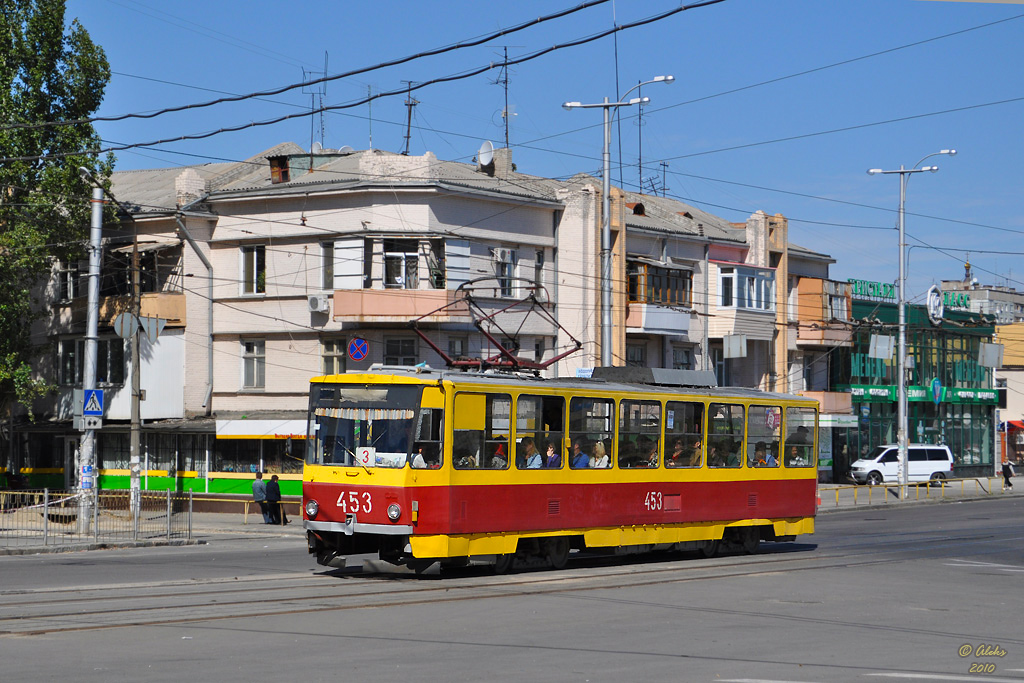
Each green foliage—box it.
[0,0,113,410]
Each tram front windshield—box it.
[307,384,423,468]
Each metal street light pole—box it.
[563,75,674,367]
[868,148,956,499]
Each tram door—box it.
[64,437,80,490]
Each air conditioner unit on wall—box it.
[308,294,329,313]
[492,247,511,262]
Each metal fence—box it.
[0,489,192,547]
[819,476,1008,509]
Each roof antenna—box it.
[302,53,328,152]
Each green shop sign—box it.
[849,278,896,301]
[846,384,997,404]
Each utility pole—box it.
[130,229,141,511]
[402,81,418,156]
[78,182,104,532]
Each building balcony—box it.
[72,292,187,328]
[333,288,471,323]
[795,323,852,348]
[798,390,852,414]
[625,303,691,336]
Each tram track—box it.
[3,524,1022,638]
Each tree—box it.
[0,0,113,419]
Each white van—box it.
[849,444,954,485]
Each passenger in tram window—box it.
[490,443,508,469]
[545,440,562,468]
[751,441,768,467]
[688,440,703,467]
[590,441,609,469]
[571,438,590,468]
[522,438,542,469]
[646,439,660,468]
[667,438,686,468]
[411,448,427,469]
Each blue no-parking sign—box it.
[348,338,369,362]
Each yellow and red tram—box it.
[302,366,818,572]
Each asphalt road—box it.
[1,497,1023,683]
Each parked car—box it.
[849,444,954,485]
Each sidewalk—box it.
[816,476,1019,513]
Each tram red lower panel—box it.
[304,479,815,536]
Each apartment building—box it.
[10,143,839,495]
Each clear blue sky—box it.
[72,0,1024,301]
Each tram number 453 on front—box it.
[644,491,663,511]
[336,491,372,514]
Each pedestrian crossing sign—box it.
[83,389,104,416]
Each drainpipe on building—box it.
[174,209,214,412]
[703,243,710,373]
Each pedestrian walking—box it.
[252,472,272,524]
[266,474,289,524]
[1003,459,1015,492]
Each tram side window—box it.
[784,406,817,468]
[708,403,744,468]
[453,393,511,469]
[516,394,565,469]
[619,400,661,468]
[747,405,782,468]
[569,397,614,469]
[665,401,703,468]
[411,408,443,468]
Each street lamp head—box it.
[941,149,957,156]
[562,101,580,111]
[867,168,882,175]
[925,165,939,173]
[627,96,650,106]
[654,75,675,84]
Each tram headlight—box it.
[305,499,319,520]
[387,503,402,522]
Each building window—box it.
[672,346,692,370]
[322,339,346,375]
[56,261,83,302]
[384,338,417,366]
[626,344,647,368]
[534,338,545,363]
[241,245,266,295]
[321,242,334,290]
[448,336,468,359]
[58,338,125,386]
[711,345,728,387]
[719,266,774,311]
[242,340,266,389]
[493,248,517,297]
[383,239,419,289]
[534,250,544,291]
[627,262,692,306]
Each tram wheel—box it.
[493,553,515,574]
[699,539,720,558]
[547,537,570,570]
[742,529,760,555]
[408,560,435,574]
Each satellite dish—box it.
[338,145,355,154]
[311,141,323,154]
[478,140,494,166]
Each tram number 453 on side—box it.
[644,491,663,511]
[336,491,372,514]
